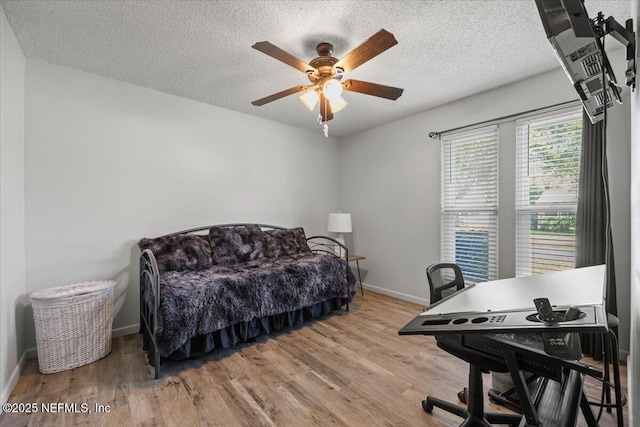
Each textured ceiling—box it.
[0,0,633,137]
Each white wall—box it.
[23,59,341,350]
[0,8,26,404]
[338,56,632,355]
[627,1,639,424]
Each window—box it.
[515,108,582,276]
[441,126,498,283]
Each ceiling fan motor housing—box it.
[315,42,333,56]
[307,42,343,83]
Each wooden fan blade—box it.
[342,79,404,100]
[251,85,310,106]
[319,93,333,122]
[334,29,398,73]
[252,41,315,74]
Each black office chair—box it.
[424,264,527,424]
[426,263,466,305]
[423,335,523,426]
[426,263,469,402]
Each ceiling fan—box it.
[251,29,404,125]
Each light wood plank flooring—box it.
[1,291,628,426]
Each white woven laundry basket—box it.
[30,280,116,374]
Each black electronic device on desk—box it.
[398,265,608,427]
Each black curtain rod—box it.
[428,99,580,139]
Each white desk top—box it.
[421,265,606,316]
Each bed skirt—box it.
[142,296,349,366]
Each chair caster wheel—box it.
[422,400,433,413]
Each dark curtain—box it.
[575,110,617,359]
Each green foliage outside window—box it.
[527,119,582,202]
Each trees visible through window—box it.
[515,108,582,276]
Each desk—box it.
[345,255,365,296]
[400,265,608,335]
[398,266,608,426]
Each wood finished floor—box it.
[1,291,628,426]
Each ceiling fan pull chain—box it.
[316,113,329,138]
[317,113,329,137]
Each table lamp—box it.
[327,212,352,257]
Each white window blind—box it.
[515,108,582,276]
[441,125,498,283]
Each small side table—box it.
[346,255,365,296]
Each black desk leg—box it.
[580,390,598,427]
[356,260,364,296]
[501,346,540,426]
[605,329,625,427]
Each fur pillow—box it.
[209,225,265,265]
[138,235,213,272]
[263,227,311,258]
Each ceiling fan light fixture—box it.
[299,89,319,111]
[322,79,343,101]
[329,96,348,113]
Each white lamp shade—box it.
[329,95,347,113]
[323,79,343,99]
[299,90,319,111]
[327,213,352,233]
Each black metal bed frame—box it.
[139,223,349,379]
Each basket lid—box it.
[29,280,116,302]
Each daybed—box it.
[138,223,357,378]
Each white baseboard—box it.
[25,347,37,360]
[1,350,27,405]
[112,324,139,338]
[620,349,629,361]
[361,282,429,306]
